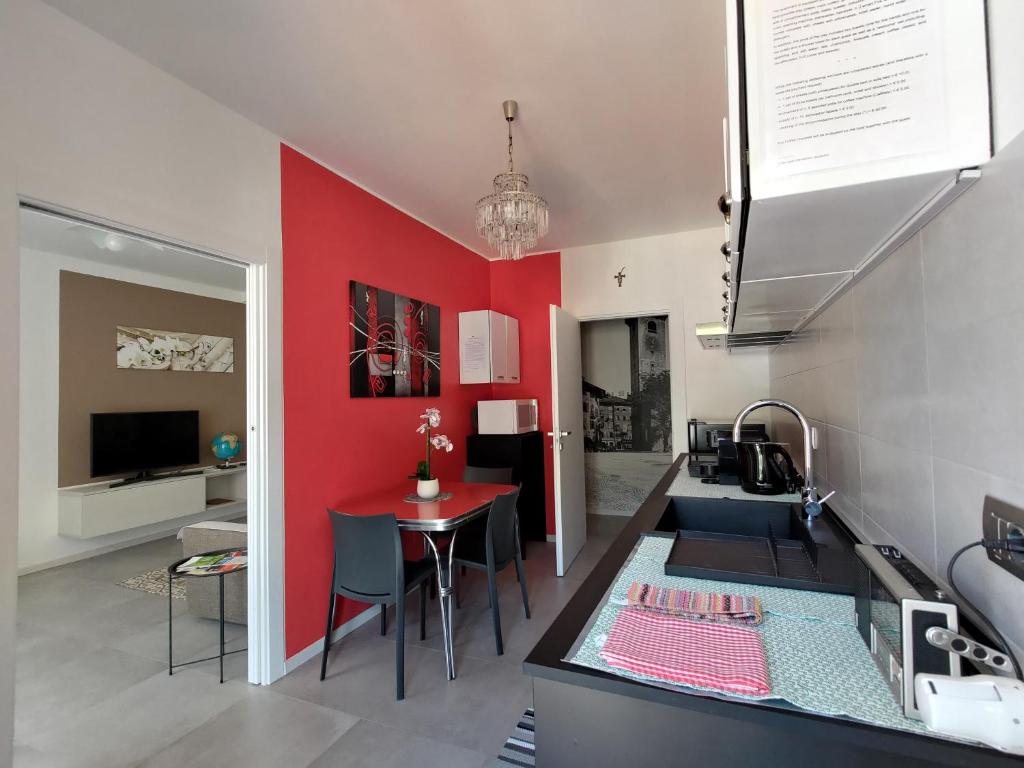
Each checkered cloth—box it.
[626,582,763,625]
[600,608,771,696]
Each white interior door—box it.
[549,305,586,576]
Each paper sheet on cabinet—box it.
[753,0,948,177]
[461,335,488,373]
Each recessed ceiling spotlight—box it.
[103,233,126,252]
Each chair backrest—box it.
[486,489,521,566]
[327,509,402,600]
[463,465,514,484]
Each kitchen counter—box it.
[523,454,1020,768]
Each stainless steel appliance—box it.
[855,544,960,720]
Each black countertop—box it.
[523,454,1021,767]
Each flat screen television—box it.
[90,410,200,479]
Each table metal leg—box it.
[421,531,458,680]
[219,573,225,684]
[168,572,174,676]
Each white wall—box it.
[769,129,1024,659]
[561,228,771,456]
[18,247,244,573]
[0,0,287,753]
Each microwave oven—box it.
[477,399,538,434]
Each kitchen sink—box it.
[655,496,856,594]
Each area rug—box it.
[494,708,535,767]
[118,569,186,600]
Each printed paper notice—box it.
[755,0,947,176]
[461,336,488,374]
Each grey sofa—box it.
[180,521,248,625]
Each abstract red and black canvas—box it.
[349,281,441,397]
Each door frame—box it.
[573,307,680,509]
[13,198,282,686]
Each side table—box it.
[167,547,248,684]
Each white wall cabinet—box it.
[459,310,520,384]
[719,0,990,337]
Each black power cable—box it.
[946,538,1024,681]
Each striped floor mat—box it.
[494,708,535,767]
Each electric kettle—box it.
[735,441,801,495]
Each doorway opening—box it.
[580,315,673,516]
[14,204,273,751]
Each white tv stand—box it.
[58,465,246,539]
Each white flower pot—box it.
[416,478,440,499]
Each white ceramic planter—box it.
[416,478,440,499]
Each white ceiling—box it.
[19,208,247,292]
[41,0,727,256]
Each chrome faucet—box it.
[732,399,832,519]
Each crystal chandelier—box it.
[475,100,550,261]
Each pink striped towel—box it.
[626,582,763,625]
[600,608,771,696]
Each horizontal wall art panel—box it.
[116,326,235,372]
[349,281,440,397]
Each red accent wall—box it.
[282,146,493,656]
[282,145,563,658]
[488,254,561,535]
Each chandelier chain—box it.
[507,118,514,173]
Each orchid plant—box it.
[411,407,453,481]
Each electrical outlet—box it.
[982,496,1024,580]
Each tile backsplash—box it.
[769,130,1024,656]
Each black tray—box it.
[664,527,851,594]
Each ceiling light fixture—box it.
[474,100,549,261]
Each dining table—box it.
[340,480,516,681]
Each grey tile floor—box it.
[14,515,628,767]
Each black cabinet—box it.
[466,431,547,555]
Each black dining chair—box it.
[319,509,432,700]
[451,488,530,656]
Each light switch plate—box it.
[982,496,1024,581]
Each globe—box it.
[211,432,241,466]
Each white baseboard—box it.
[284,604,378,674]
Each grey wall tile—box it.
[921,135,1024,335]
[825,425,862,512]
[766,134,1024,653]
[824,358,859,431]
[862,514,899,547]
[817,290,856,366]
[926,310,1024,479]
[860,435,936,572]
[853,236,932,450]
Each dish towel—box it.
[600,608,771,697]
[626,582,763,625]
